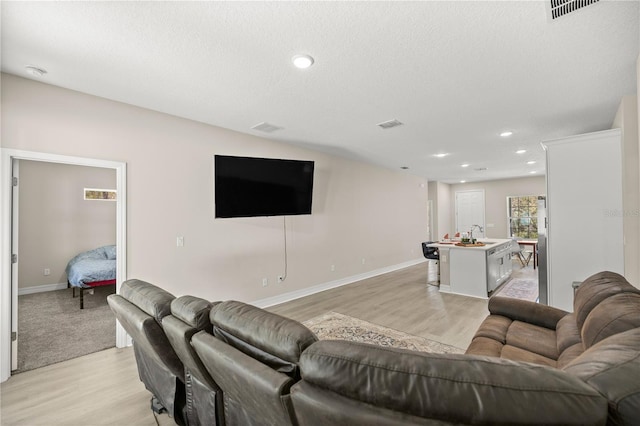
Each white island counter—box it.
[428,239,514,298]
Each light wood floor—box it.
[1,261,522,425]
[268,262,490,349]
[0,346,174,426]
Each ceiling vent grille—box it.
[548,0,599,20]
[377,119,404,129]
[251,122,283,133]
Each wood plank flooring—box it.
[268,262,489,349]
[0,347,174,426]
[1,261,499,425]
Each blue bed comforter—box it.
[65,245,116,288]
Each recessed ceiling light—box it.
[461,163,470,168]
[292,54,314,69]
[527,160,536,165]
[530,171,537,174]
[516,149,527,154]
[433,153,449,158]
[460,180,466,183]
[25,65,47,77]
[500,131,513,137]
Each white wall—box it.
[17,160,116,289]
[449,176,546,239]
[1,73,428,303]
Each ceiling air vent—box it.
[548,0,599,20]
[251,122,283,133]
[377,119,404,130]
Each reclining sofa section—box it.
[109,270,640,425]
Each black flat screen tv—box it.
[214,155,314,218]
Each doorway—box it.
[15,160,117,372]
[1,149,127,382]
[455,190,485,237]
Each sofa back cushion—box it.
[107,280,184,420]
[194,301,317,426]
[581,293,640,348]
[574,271,640,331]
[293,340,607,425]
[562,328,640,425]
[209,300,317,379]
[162,296,221,426]
[120,278,175,325]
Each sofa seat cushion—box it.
[465,336,503,357]
[556,314,582,353]
[501,345,556,367]
[557,343,584,369]
[471,315,511,343]
[506,321,559,360]
[467,314,559,365]
[467,338,557,367]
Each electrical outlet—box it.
[330,264,335,271]
[43,268,50,276]
[361,258,366,265]
[262,278,268,287]
[176,236,184,247]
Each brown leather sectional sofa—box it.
[108,271,640,425]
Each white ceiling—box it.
[2,1,638,183]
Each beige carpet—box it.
[303,311,464,354]
[16,285,116,373]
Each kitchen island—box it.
[428,239,514,298]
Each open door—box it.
[455,190,486,238]
[10,159,19,371]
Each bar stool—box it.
[421,242,440,283]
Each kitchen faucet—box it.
[470,224,484,240]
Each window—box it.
[84,188,116,201]
[507,195,538,238]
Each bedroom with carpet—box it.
[14,160,117,372]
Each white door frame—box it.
[1,149,128,383]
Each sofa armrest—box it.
[296,340,607,425]
[489,296,569,330]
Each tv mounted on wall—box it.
[214,155,315,218]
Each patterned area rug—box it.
[303,311,464,354]
[494,277,538,302]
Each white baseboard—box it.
[252,259,426,309]
[18,282,68,296]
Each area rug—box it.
[494,277,538,302]
[303,311,464,354]
[16,285,116,373]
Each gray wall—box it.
[2,73,429,302]
[17,160,116,289]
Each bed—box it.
[65,245,117,309]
